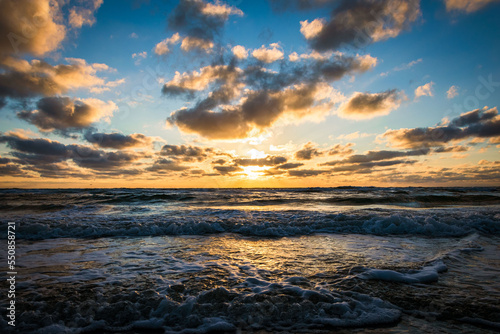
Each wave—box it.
[2,208,499,240]
[1,188,499,213]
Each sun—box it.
[242,166,270,180]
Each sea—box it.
[0,187,499,333]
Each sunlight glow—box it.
[242,166,270,179]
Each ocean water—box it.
[0,187,499,333]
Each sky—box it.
[0,0,499,188]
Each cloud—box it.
[233,156,287,166]
[289,50,332,62]
[0,133,70,157]
[168,0,243,43]
[0,132,149,174]
[18,96,117,133]
[295,142,324,160]
[0,0,66,58]
[84,131,154,149]
[132,51,148,65]
[382,106,500,148]
[294,142,354,161]
[146,158,191,173]
[252,43,284,63]
[68,0,103,28]
[322,148,430,165]
[0,156,26,176]
[269,0,336,11]
[336,132,371,140]
[302,0,421,51]
[132,51,147,59]
[166,52,377,139]
[433,145,469,153]
[328,143,355,155]
[89,78,126,94]
[180,36,214,52]
[232,45,248,59]
[415,81,434,99]
[168,82,336,139]
[300,19,326,39]
[329,159,417,173]
[159,144,215,162]
[214,165,243,175]
[162,64,242,98]
[447,85,459,99]
[444,0,500,12]
[0,57,113,103]
[71,148,147,171]
[154,33,181,55]
[276,162,304,169]
[338,89,405,120]
[288,169,328,177]
[0,133,224,178]
[380,58,422,76]
[129,32,138,39]
[212,159,226,164]
[201,1,243,16]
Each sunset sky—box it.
[0,0,499,188]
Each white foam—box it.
[359,261,448,284]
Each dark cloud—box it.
[383,107,500,149]
[433,145,469,153]
[18,97,116,133]
[84,131,154,149]
[294,142,354,160]
[0,133,148,175]
[449,107,497,127]
[0,63,63,100]
[24,161,94,179]
[70,149,147,171]
[318,148,428,175]
[0,164,26,176]
[11,151,68,165]
[301,0,420,52]
[0,58,111,106]
[234,156,287,166]
[322,148,430,165]
[212,159,226,165]
[288,169,328,177]
[328,143,354,156]
[0,156,26,176]
[0,134,70,157]
[160,144,215,162]
[338,89,404,119]
[168,0,242,42]
[214,165,243,175]
[269,0,336,11]
[276,162,304,169]
[295,142,324,160]
[146,158,191,173]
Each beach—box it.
[1,187,499,333]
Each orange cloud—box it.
[0,0,66,57]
